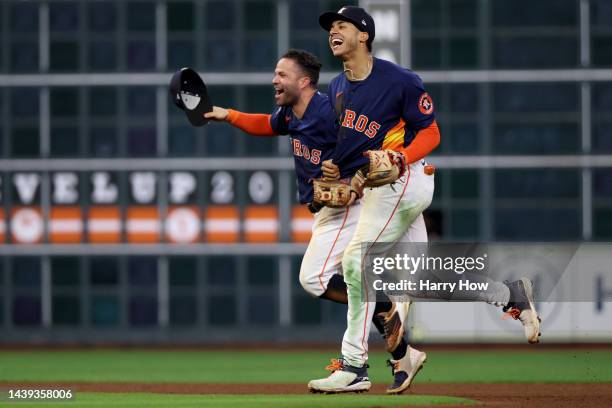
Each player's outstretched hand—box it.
[204,106,229,121]
[322,159,340,180]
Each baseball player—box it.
[203,49,425,389]
[307,6,541,394]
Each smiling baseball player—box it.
[307,6,541,395]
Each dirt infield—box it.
[2,382,611,408]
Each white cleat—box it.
[308,358,371,394]
[386,346,427,394]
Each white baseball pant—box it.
[299,203,428,297]
[340,161,435,367]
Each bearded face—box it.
[272,58,306,106]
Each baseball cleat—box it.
[386,346,427,394]
[503,278,541,344]
[373,301,411,352]
[308,358,371,394]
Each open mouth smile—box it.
[331,37,344,50]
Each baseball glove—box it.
[363,150,406,187]
[312,178,353,209]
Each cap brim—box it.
[169,67,213,127]
[319,11,359,32]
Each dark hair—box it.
[366,36,372,52]
[281,49,322,87]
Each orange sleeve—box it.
[226,109,278,137]
[399,120,440,163]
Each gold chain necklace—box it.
[343,56,373,81]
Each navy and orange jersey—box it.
[270,91,339,203]
[328,57,436,179]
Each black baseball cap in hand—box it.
[319,6,375,43]
[169,67,213,127]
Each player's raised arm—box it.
[204,107,278,137]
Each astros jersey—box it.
[270,92,339,204]
[328,57,436,178]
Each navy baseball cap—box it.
[319,6,375,43]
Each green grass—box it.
[2,393,475,408]
[0,349,610,384]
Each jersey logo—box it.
[291,138,322,165]
[418,93,434,115]
[341,109,380,139]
